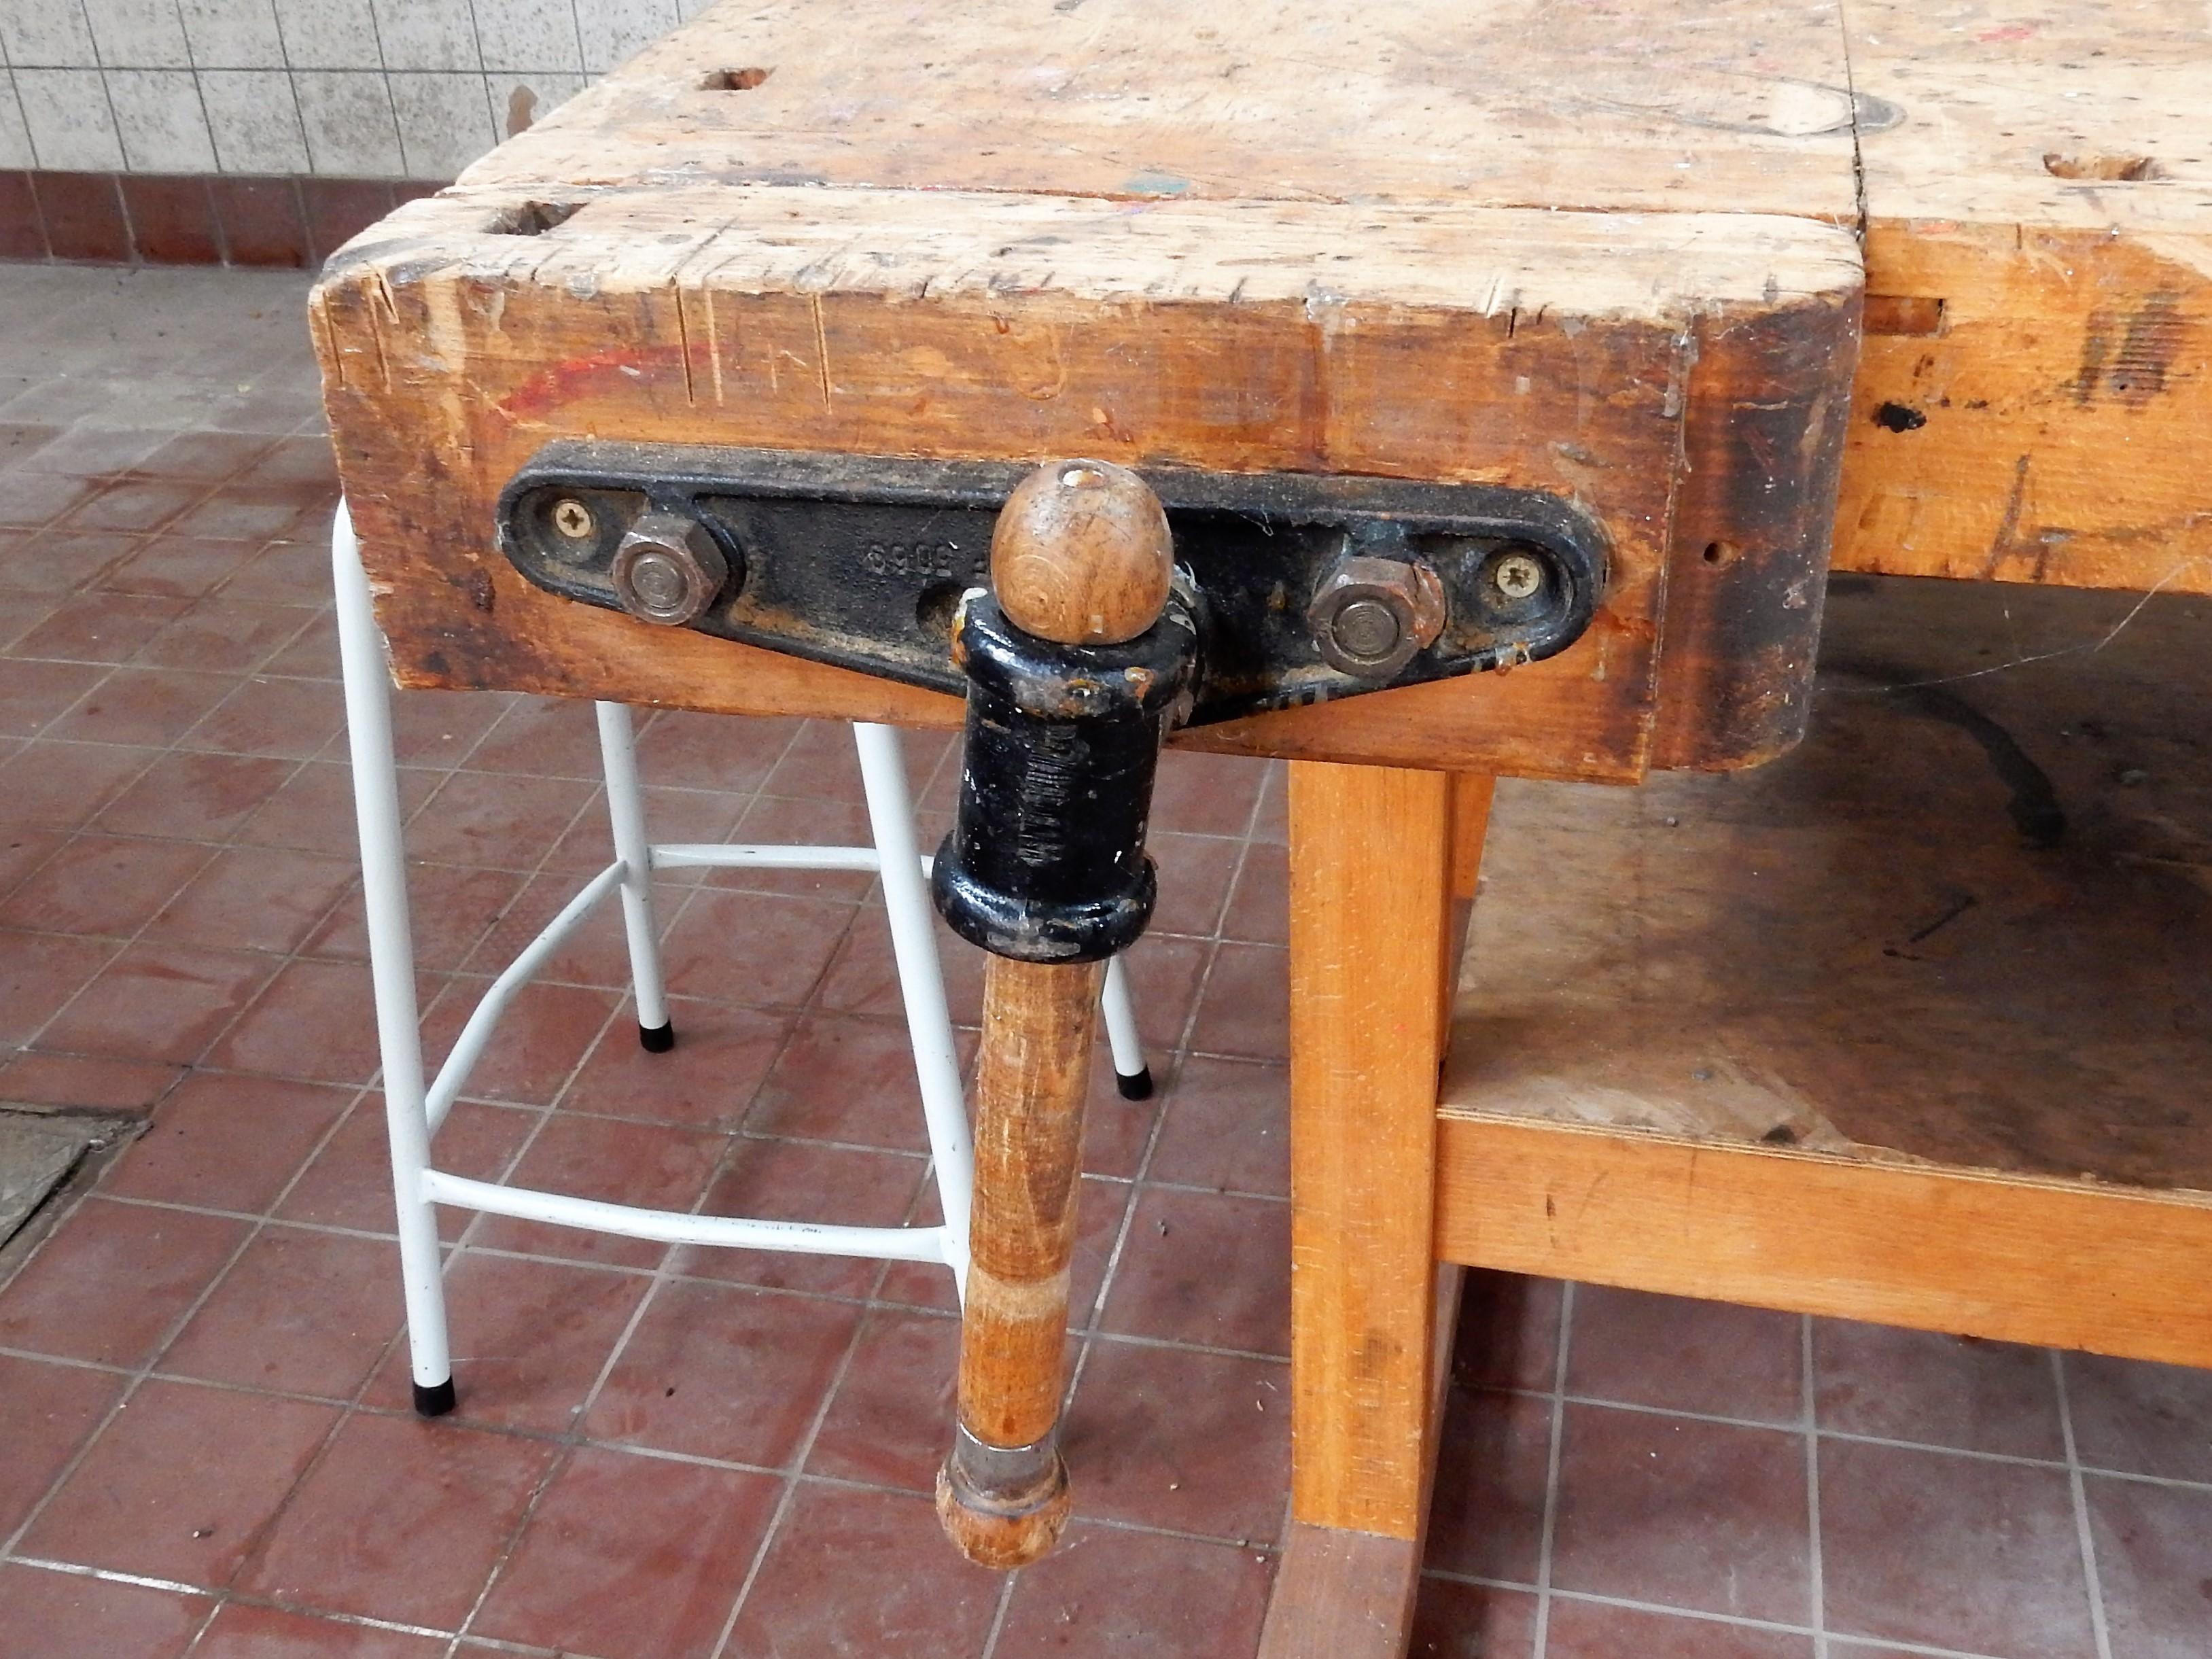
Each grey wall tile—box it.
[14,66,124,167]
[389,68,492,177]
[274,0,379,71]
[0,69,35,168]
[574,0,673,75]
[294,65,398,173]
[1,0,100,67]
[0,0,694,177]
[200,64,306,170]
[470,0,579,75]
[109,66,217,167]
[371,0,478,73]
[489,67,580,141]
[82,0,192,69]
[178,0,286,69]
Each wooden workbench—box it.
[305,2,2212,1654]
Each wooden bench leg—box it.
[1259,761,1477,1658]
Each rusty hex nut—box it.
[609,510,729,627]
[1305,555,1447,678]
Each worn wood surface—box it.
[1258,1524,1428,1659]
[1256,1268,1462,1659]
[1652,297,1853,769]
[313,0,1868,782]
[956,956,1101,1452]
[1446,775,1494,904]
[1443,574,2212,1191]
[462,0,1861,220]
[1435,1113,2212,1369]
[989,459,1174,647]
[1286,762,1457,1539]
[1834,0,2212,595]
[316,188,1859,781]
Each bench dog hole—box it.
[2042,152,2164,181]
[489,200,583,236]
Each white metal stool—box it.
[332,503,1148,1416]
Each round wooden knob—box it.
[991,459,1173,646]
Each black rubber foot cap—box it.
[1115,1066,1155,1102]
[638,1021,675,1053]
[412,1378,457,1418]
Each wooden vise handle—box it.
[931,461,1184,1567]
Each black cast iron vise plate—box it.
[496,442,1607,726]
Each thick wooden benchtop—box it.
[313,0,1869,784]
[446,0,2212,604]
[315,0,2212,789]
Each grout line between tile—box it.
[1424,1570,2027,1659]
[975,1573,1019,1659]
[1804,1314,1828,1659]
[1059,922,1223,1391]
[434,1440,577,1659]
[7,1554,599,1659]
[2053,1349,2116,1659]
[443,831,838,1654]
[0,1077,366,1565]
[408,710,652,1257]
[4,518,366,1066]
[1528,1277,1573,1659]
[0,557,1291,1649]
[702,1261,883,1659]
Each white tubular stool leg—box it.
[852,722,974,1291]
[333,501,455,1418]
[1100,956,1153,1100]
[594,701,673,1052]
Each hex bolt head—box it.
[1492,549,1545,602]
[1307,555,1447,678]
[550,497,596,540]
[1331,597,1405,662]
[610,510,729,627]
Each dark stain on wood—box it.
[2108,292,2183,407]
[1650,292,1861,772]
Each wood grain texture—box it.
[463,0,1860,220]
[1652,290,1858,769]
[1257,1265,1463,1659]
[989,459,1173,646]
[315,185,1859,780]
[1435,567,2212,1363]
[1258,1524,1426,1659]
[314,0,1867,782]
[958,955,1102,1450]
[1441,574,2212,1193]
[1286,762,1455,1538]
[1447,775,1494,903]
[1834,0,2212,596]
[1434,1112,2212,1369]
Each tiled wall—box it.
[0,0,710,182]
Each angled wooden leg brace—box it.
[930,459,1195,1567]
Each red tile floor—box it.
[1,264,2207,1658]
